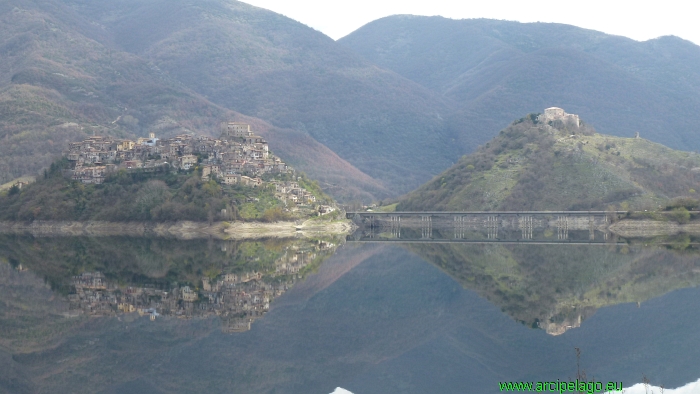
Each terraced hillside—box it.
[398,114,700,211]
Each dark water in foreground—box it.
[1,233,699,393]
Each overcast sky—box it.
[243,0,699,45]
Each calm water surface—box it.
[1,232,699,393]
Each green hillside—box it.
[398,114,700,211]
[340,16,700,153]
[0,1,387,202]
[407,242,700,333]
[0,157,336,222]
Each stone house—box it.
[539,107,580,127]
[117,140,136,151]
[223,174,241,185]
[179,154,198,170]
[181,286,198,302]
[225,122,254,138]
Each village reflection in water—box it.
[3,221,700,341]
[5,225,700,339]
[2,232,700,393]
[2,235,339,333]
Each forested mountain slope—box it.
[0,1,386,201]
[0,1,222,182]
[340,16,700,152]
[61,0,468,193]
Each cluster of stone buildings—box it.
[271,180,318,205]
[66,241,335,332]
[64,122,322,204]
[66,122,291,191]
[539,107,581,127]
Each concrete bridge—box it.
[347,210,626,218]
[347,211,626,226]
[346,237,625,245]
[346,211,628,243]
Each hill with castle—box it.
[397,108,700,212]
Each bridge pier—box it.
[485,215,499,239]
[520,215,533,240]
[421,215,432,239]
[454,216,467,239]
[557,215,569,240]
[390,215,401,238]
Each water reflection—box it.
[0,236,340,333]
[3,230,699,338]
[349,223,700,335]
[1,234,700,393]
[404,242,700,335]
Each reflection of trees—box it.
[0,235,342,332]
[407,242,700,334]
[0,260,81,353]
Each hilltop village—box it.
[66,240,336,333]
[65,122,319,205]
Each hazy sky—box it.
[243,0,699,45]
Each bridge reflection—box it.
[347,211,625,244]
[347,237,622,245]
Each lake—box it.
[0,230,699,393]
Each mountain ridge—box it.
[5,4,700,203]
[340,16,700,153]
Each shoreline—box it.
[2,217,698,240]
[0,219,355,240]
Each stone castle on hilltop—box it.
[538,107,580,127]
[223,122,254,138]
